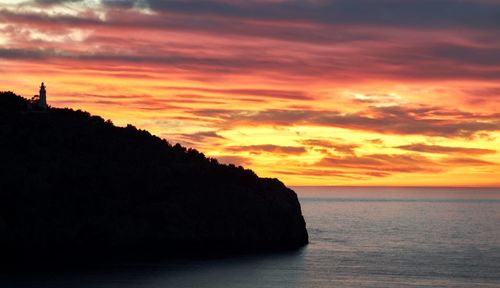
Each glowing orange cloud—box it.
[1,0,500,186]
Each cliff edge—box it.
[0,91,308,266]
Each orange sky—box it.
[1,0,500,186]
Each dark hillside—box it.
[0,91,308,267]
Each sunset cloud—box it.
[396,144,497,155]
[193,106,500,137]
[300,139,358,155]
[226,145,307,155]
[318,153,441,174]
[2,0,500,186]
[3,1,500,82]
[213,155,252,167]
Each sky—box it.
[1,0,500,186]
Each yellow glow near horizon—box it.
[2,1,500,187]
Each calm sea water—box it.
[2,187,500,287]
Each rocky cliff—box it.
[0,91,308,266]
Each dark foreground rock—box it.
[0,91,308,267]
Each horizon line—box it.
[289,185,500,189]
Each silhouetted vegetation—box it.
[0,91,308,268]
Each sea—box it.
[2,187,500,287]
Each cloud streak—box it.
[193,106,500,137]
[226,144,307,155]
[396,143,497,155]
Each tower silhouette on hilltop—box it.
[39,82,47,109]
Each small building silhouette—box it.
[39,82,47,109]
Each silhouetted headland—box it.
[0,91,308,268]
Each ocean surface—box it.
[2,187,500,287]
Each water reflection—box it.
[1,250,307,288]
